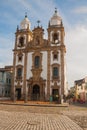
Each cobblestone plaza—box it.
[0,102,87,130]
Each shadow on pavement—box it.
[71,102,87,108]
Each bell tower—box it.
[47,8,64,45]
[47,8,66,103]
[14,14,32,50]
[12,14,32,101]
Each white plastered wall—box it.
[14,53,25,86]
[41,51,47,95]
[26,52,33,79]
[50,50,61,95]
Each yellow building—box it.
[75,77,87,102]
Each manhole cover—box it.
[27,121,40,125]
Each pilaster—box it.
[11,52,16,101]
[23,52,28,102]
[60,47,65,96]
[47,50,51,100]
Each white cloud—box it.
[65,25,87,86]
[0,49,13,67]
[72,6,87,14]
[0,34,13,67]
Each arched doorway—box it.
[52,89,59,101]
[16,88,21,100]
[32,85,40,100]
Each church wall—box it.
[59,51,61,82]
[50,50,61,81]
[41,51,47,95]
[28,35,32,41]
[12,10,67,102]
[50,31,53,41]
[64,54,68,96]
[50,50,61,64]
[14,54,25,87]
[15,53,25,67]
[41,51,47,79]
[26,52,33,79]
[50,50,61,96]
[14,54,25,79]
[14,80,23,86]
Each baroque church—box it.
[11,9,67,103]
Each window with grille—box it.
[34,56,40,68]
[53,67,58,78]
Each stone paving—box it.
[0,104,84,130]
[63,110,87,130]
[0,111,83,130]
[0,104,87,130]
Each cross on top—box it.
[25,12,27,18]
[37,20,40,27]
[55,8,57,13]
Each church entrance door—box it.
[32,85,40,100]
[52,89,59,101]
[16,88,21,100]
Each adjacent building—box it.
[0,66,13,97]
[11,9,67,102]
[75,77,87,101]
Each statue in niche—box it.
[36,36,40,45]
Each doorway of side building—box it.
[16,88,21,100]
[32,85,40,100]
[52,89,59,101]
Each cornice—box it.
[13,44,66,53]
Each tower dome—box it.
[20,13,31,30]
[49,9,62,26]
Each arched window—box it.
[52,51,58,61]
[34,56,40,68]
[19,37,24,47]
[18,53,23,62]
[53,67,58,78]
[18,55,22,62]
[54,54,58,60]
[53,33,59,43]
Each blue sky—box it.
[0,0,87,87]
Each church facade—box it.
[11,9,67,102]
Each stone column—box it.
[27,83,31,101]
[40,84,42,101]
[60,46,65,103]
[23,52,28,102]
[47,50,50,101]
[11,52,16,102]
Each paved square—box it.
[0,108,83,130]
[0,102,87,130]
